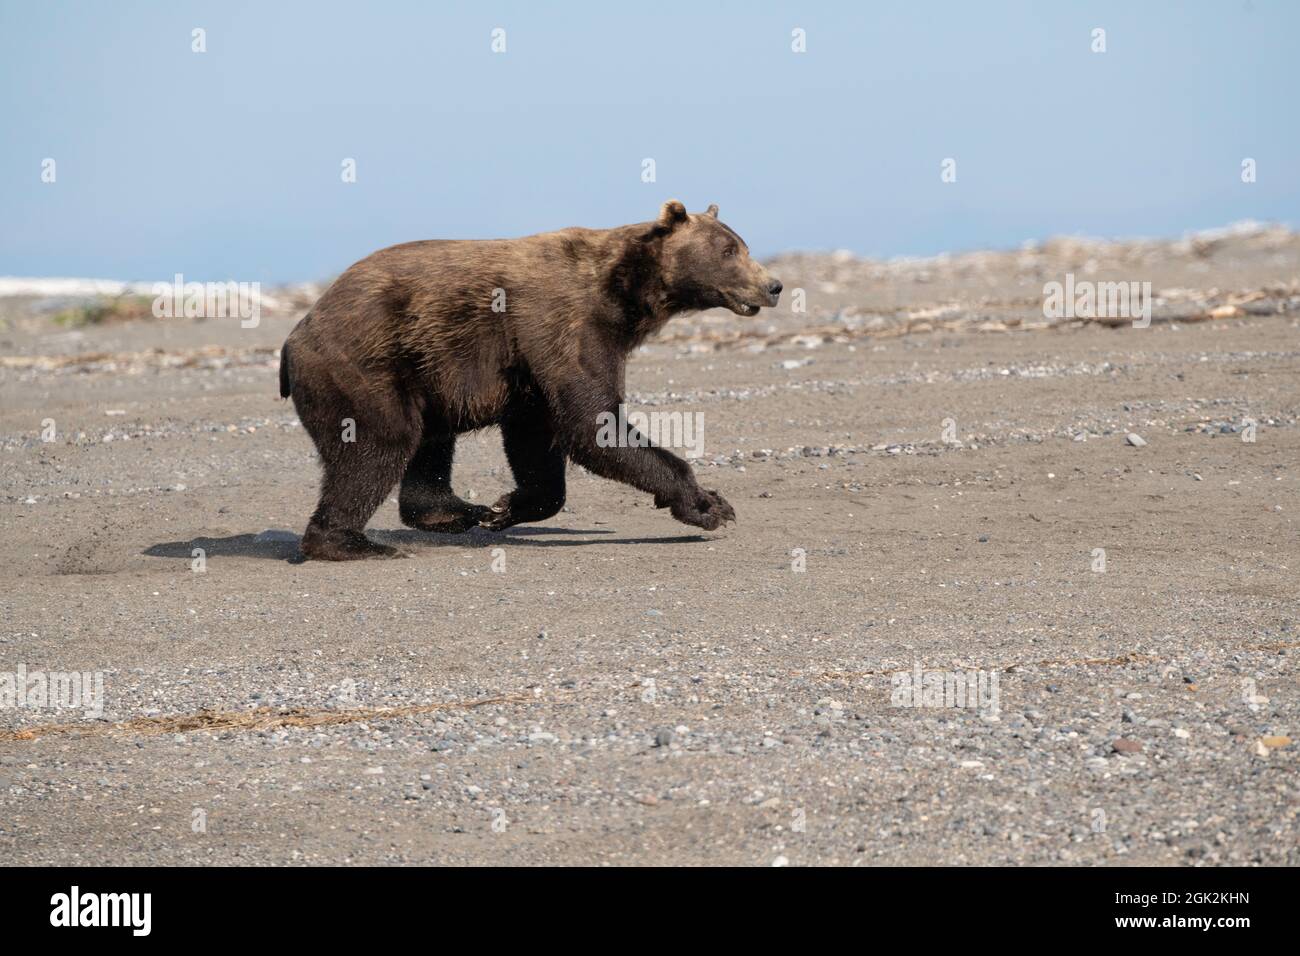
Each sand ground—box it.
[1,231,1296,865]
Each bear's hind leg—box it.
[302,441,414,561]
[480,406,566,531]
[399,433,490,533]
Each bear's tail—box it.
[278,342,292,398]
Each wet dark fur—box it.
[280,201,780,560]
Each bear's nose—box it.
[767,280,783,297]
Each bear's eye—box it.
[721,244,738,258]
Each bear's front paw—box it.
[669,487,735,531]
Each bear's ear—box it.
[705,204,719,219]
[656,199,689,230]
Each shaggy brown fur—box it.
[280,200,781,560]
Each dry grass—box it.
[0,692,536,743]
[0,344,278,373]
[7,639,1294,742]
[52,294,157,327]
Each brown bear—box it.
[279,200,782,560]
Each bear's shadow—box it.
[144,526,710,563]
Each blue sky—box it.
[1,0,1296,282]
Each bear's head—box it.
[652,200,782,317]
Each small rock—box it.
[1125,433,1147,447]
[1112,739,1143,754]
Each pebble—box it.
[1125,433,1147,447]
